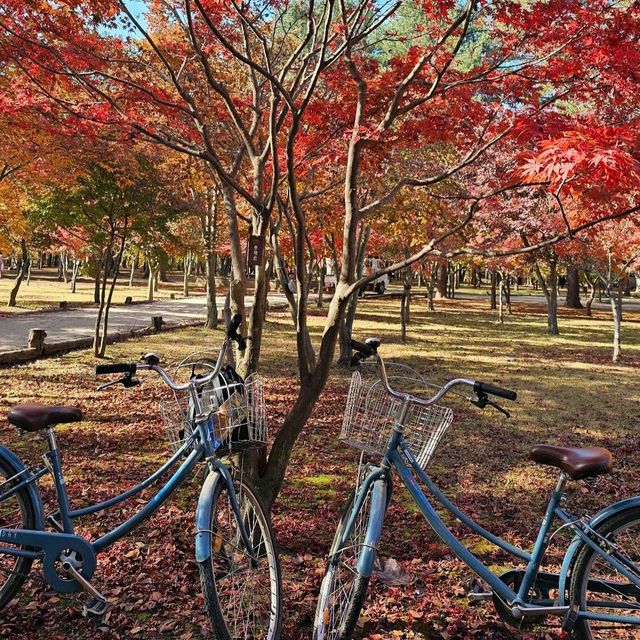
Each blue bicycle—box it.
[0,316,282,640]
[314,337,640,640]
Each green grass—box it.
[0,269,201,314]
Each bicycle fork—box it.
[332,469,388,579]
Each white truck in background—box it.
[363,257,390,294]
[321,257,389,294]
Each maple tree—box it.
[1,0,638,508]
[30,150,175,355]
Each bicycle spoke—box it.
[578,516,640,640]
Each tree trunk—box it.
[205,251,218,329]
[427,263,436,311]
[317,261,325,308]
[497,273,505,324]
[257,295,344,511]
[158,252,169,283]
[147,257,155,302]
[223,185,247,341]
[490,270,497,310]
[565,266,583,308]
[98,227,127,357]
[94,245,111,357]
[583,273,596,317]
[338,223,370,363]
[471,265,479,288]
[93,257,101,304]
[183,252,192,298]
[129,257,136,288]
[400,279,411,342]
[610,282,623,363]
[70,259,80,294]
[436,261,448,299]
[7,239,29,307]
[547,260,559,335]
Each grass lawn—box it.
[0,295,638,639]
[0,269,206,315]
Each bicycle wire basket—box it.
[340,364,453,470]
[160,357,267,456]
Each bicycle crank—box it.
[61,558,109,617]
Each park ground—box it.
[0,294,639,639]
[0,269,201,315]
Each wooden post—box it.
[27,329,47,354]
[152,316,164,332]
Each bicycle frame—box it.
[0,405,255,592]
[340,428,640,626]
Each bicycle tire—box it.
[313,479,384,640]
[0,454,37,610]
[569,505,640,640]
[199,472,282,640]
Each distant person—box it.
[0,254,4,279]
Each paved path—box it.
[0,295,287,353]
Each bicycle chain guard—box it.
[0,528,96,592]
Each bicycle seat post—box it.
[44,427,74,534]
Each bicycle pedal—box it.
[82,595,110,618]
[467,591,492,602]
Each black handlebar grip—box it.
[227,314,243,337]
[95,363,137,376]
[474,381,517,401]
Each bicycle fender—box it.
[0,445,44,531]
[356,478,387,578]
[558,495,640,605]
[195,467,224,563]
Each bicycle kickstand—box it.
[62,560,110,617]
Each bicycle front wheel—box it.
[199,472,282,640]
[0,455,37,611]
[569,506,640,640]
[314,478,385,640]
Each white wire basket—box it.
[160,371,267,455]
[160,393,192,454]
[340,365,453,470]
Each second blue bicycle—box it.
[314,337,640,640]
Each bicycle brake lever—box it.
[97,379,122,392]
[97,373,141,391]
[469,393,510,418]
[486,399,510,418]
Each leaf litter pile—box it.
[0,299,639,640]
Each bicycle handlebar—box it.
[350,335,517,407]
[96,316,248,392]
[473,380,517,401]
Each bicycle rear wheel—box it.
[199,472,281,640]
[313,477,385,640]
[0,455,37,610]
[569,506,640,640]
